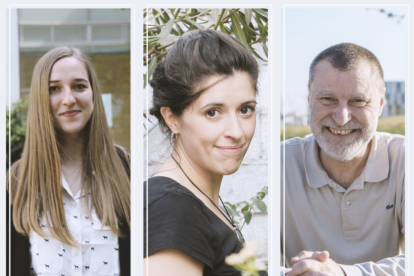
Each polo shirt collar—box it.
[304,132,389,189]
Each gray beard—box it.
[309,114,377,162]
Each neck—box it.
[172,145,223,205]
[319,140,372,189]
[58,131,85,166]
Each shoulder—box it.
[281,135,313,149]
[377,132,404,146]
[114,145,130,175]
[115,145,130,162]
[144,177,221,269]
[145,176,204,211]
[280,135,313,162]
[376,132,405,158]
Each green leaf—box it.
[251,47,266,62]
[245,9,252,25]
[243,210,252,224]
[146,12,163,23]
[152,9,161,25]
[147,55,157,80]
[241,205,250,213]
[223,206,234,219]
[183,18,204,30]
[157,35,181,44]
[211,9,219,22]
[254,14,266,36]
[175,23,184,35]
[158,18,175,40]
[261,186,268,195]
[243,27,253,45]
[238,11,258,36]
[182,9,211,21]
[230,10,249,50]
[223,9,230,18]
[143,73,147,88]
[219,21,228,34]
[225,202,236,209]
[253,8,268,18]
[253,198,267,214]
[257,191,266,199]
[232,209,241,217]
[170,28,179,36]
[161,8,170,21]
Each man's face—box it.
[308,59,385,162]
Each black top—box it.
[144,176,267,276]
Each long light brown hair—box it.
[8,46,130,246]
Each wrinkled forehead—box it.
[310,60,382,97]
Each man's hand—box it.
[286,251,346,276]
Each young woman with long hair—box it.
[144,30,267,276]
[7,46,130,276]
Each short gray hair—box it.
[308,43,385,93]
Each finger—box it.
[302,271,330,276]
[291,259,320,275]
[291,250,314,264]
[310,251,321,260]
[314,251,329,262]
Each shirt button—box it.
[346,201,351,207]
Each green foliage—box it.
[221,186,268,231]
[144,8,268,87]
[6,99,28,167]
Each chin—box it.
[220,162,242,175]
[57,126,85,136]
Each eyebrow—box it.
[316,91,370,100]
[201,100,257,109]
[349,94,370,100]
[315,91,334,96]
[49,78,88,84]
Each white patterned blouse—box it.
[29,174,120,276]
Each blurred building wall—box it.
[16,9,131,149]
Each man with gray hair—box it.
[282,43,405,275]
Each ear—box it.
[160,107,181,134]
[378,90,385,117]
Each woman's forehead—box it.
[192,72,256,107]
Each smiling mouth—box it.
[60,110,81,116]
[216,145,244,153]
[326,127,357,135]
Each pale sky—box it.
[283,7,406,122]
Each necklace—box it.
[171,155,245,244]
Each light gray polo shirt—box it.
[281,132,405,275]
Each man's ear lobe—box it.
[378,94,385,117]
[160,107,180,134]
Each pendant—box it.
[233,225,245,244]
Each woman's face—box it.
[176,71,256,176]
[49,57,94,135]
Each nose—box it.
[332,102,351,126]
[61,87,76,106]
[224,114,244,140]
